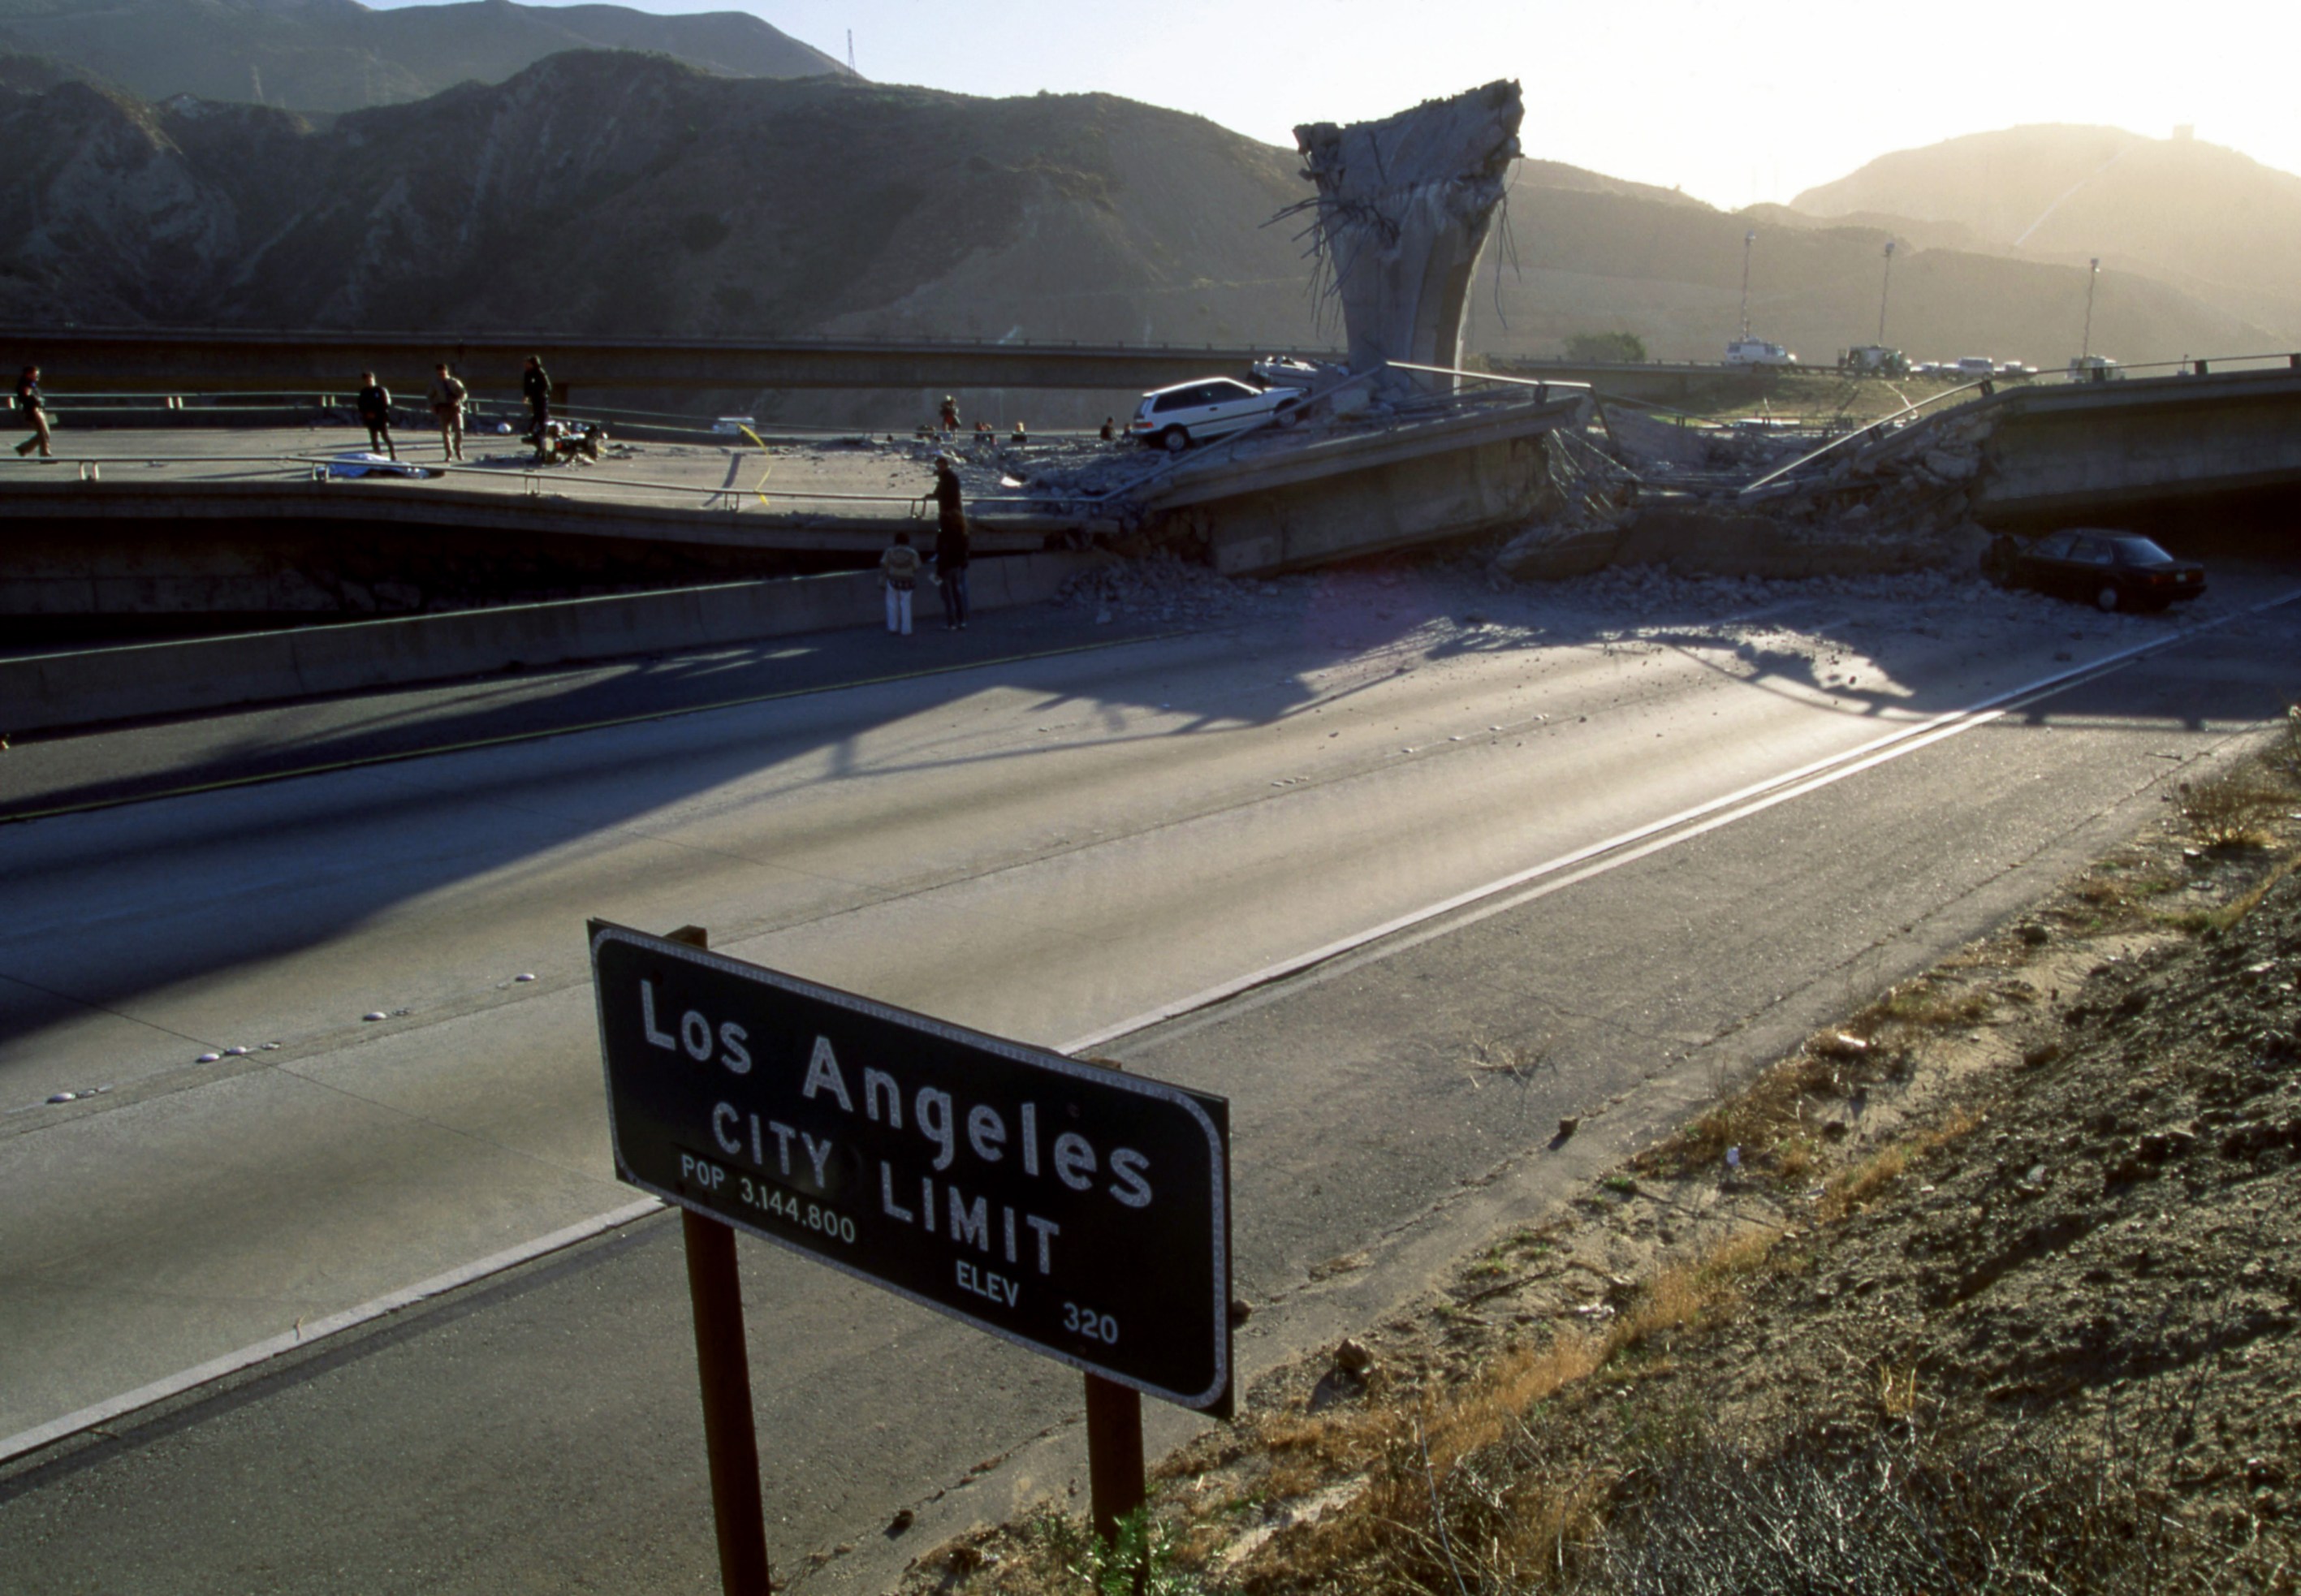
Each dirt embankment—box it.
[900,718,2301,1594]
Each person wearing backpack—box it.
[880,531,922,636]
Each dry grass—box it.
[1815,1144,1909,1221]
[1850,978,1991,1033]
[1817,1105,1980,1222]
[2177,773,2292,849]
[1638,1048,1858,1179]
[1251,1224,1792,1596]
[1464,1032,1552,1082]
[2152,843,2301,938]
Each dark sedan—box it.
[1981,529,2206,612]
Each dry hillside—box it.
[0,55,2283,391]
[1793,124,2301,347]
[1463,178,2280,369]
[0,0,846,110]
[0,52,1321,346]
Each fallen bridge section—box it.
[1138,388,1591,576]
[1967,364,2301,532]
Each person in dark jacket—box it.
[14,364,53,459]
[929,455,970,629]
[355,370,395,459]
[521,356,551,441]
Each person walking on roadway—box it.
[880,531,922,636]
[928,455,970,629]
[356,370,395,459]
[428,362,467,462]
[14,364,53,459]
[521,356,551,442]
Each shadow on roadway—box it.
[3,558,2293,1053]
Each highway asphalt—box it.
[2,560,2296,1591]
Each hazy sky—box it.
[376,0,2299,208]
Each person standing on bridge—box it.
[928,454,969,630]
[428,362,467,462]
[14,364,53,459]
[355,370,395,459]
[880,531,922,636]
[521,356,551,442]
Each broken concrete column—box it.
[1294,81,1522,399]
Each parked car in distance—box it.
[1725,337,1798,368]
[2068,355,2122,380]
[1982,529,2206,611]
[1130,376,1306,451]
[1839,344,1909,377]
[1955,356,1997,379]
[1997,360,2037,377]
[1250,356,1327,389]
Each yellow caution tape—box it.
[737,425,773,506]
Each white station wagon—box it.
[1129,377,1306,451]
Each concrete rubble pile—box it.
[1494,408,1997,583]
[1051,548,1265,627]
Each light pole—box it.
[1739,230,1757,340]
[1876,240,1896,345]
[2081,257,2100,360]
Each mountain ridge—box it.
[0,0,848,110]
[1791,123,2301,344]
[0,58,2277,387]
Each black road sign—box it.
[589,922,1233,1414]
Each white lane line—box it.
[22,587,2295,1459]
[1058,589,2301,1052]
[0,1198,663,1465]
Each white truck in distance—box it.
[1725,338,1798,368]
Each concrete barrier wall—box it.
[2,551,1098,735]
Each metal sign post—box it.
[663,927,772,1596]
[1085,1372,1147,1543]
[589,921,1233,1576]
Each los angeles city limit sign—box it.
[589,922,1234,1413]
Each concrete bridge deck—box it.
[1796,361,2301,532]
[0,426,1059,629]
[1971,364,2301,527]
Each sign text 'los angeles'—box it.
[589,923,1232,1413]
